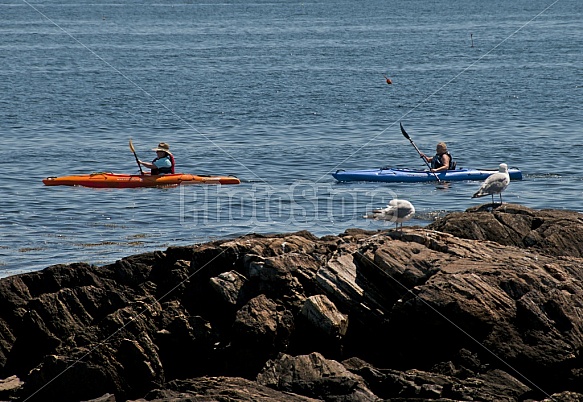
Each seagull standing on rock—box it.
[371,199,415,230]
[472,163,510,204]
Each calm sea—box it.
[1,0,581,276]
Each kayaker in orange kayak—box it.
[139,142,175,174]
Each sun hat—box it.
[152,142,172,155]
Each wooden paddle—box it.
[399,122,442,183]
[129,138,144,175]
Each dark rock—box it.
[155,312,217,380]
[428,203,583,257]
[208,270,248,307]
[84,394,116,402]
[535,391,583,401]
[133,376,320,401]
[24,353,118,402]
[3,206,583,400]
[299,294,348,339]
[0,375,24,400]
[257,352,379,401]
[116,336,164,396]
[227,294,295,376]
[341,357,530,401]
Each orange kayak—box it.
[43,172,241,188]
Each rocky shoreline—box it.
[1,204,583,401]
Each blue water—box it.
[1,0,582,276]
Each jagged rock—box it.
[132,376,320,401]
[246,253,314,305]
[24,352,119,401]
[317,253,364,308]
[316,251,389,349]
[0,374,24,400]
[116,336,164,395]
[3,209,583,401]
[209,270,248,306]
[342,357,530,401]
[228,294,295,375]
[299,294,348,339]
[356,225,583,391]
[257,352,379,401]
[538,391,583,401]
[154,311,217,380]
[428,203,583,257]
[84,393,116,402]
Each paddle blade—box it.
[129,139,136,153]
[400,122,411,140]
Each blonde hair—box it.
[436,142,447,153]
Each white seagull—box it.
[371,199,415,230]
[472,163,510,204]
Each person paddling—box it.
[138,142,175,175]
[420,142,455,173]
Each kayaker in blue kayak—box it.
[139,142,175,175]
[420,142,455,173]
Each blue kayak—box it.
[331,167,523,183]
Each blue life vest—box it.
[431,152,455,170]
[151,154,175,175]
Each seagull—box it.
[371,199,415,230]
[472,163,510,204]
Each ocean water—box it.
[1,0,582,276]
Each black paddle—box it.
[400,122,442,183]
[129,139,144,175]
